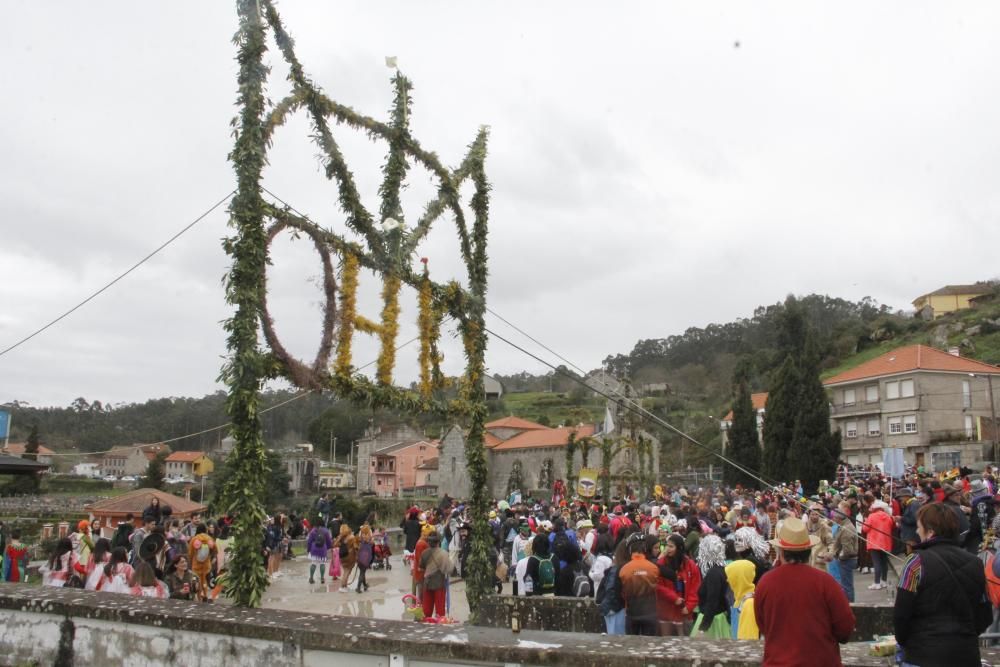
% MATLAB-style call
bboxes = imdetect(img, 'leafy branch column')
[219,0,272,608]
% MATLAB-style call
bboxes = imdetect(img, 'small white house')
[73,462,101,478]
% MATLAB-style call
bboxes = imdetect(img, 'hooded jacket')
[725,559,759,640]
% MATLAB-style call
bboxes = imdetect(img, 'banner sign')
[0,410,9,439]
[577,468,599,497]
[882,448,906,478]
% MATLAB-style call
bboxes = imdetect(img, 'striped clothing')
[897,553,923,593]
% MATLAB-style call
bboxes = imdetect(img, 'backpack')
[571,563,592,597]
[339,540,349,558]
[358,542,374,568]
[532,554,555,592]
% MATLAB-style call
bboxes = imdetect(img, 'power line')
[0,190,236,359]
[42,335,421,458]
[484,324,908,561]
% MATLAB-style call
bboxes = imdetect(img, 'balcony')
[928,429,978,445]
[830,403,881,417]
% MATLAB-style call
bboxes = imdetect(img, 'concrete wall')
[832,370,997,467]
[436,425,470,499]
[0,585,936,667]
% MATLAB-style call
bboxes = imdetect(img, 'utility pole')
[990,375,998,464]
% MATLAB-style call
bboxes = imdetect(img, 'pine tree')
[787,337,840,493]
[762,355,798,482]
[24,424,40,462]
[725,358,761,488]
[140,452,166,490]
[762,297,839,494]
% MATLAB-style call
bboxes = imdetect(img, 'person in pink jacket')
[862,500,896,589]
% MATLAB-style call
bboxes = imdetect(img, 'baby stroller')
[372,533,392,570]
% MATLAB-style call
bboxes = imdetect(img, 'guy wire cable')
[0,190,236,359]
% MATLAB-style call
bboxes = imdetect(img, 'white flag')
[385,56,398,69]
[603,404,615,435]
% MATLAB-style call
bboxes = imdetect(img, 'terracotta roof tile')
[484,416,549,431]
[165,451,207,463]
[85,488,206,516]
[721,392,769,422]
[824,344,1000,386]
[3,442,56,456]
[491,424,596,451]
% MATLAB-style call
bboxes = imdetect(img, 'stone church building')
[354,397,659,500]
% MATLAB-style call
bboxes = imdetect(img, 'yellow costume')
[725,559,760,640]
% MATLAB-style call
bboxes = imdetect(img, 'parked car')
[103,475,117,482]
[120,476,137,482]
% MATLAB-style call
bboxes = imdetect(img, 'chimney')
[948,347,961,357]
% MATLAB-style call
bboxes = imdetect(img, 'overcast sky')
[3,2,1000,409]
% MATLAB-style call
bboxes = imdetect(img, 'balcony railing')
[928,429,977,445]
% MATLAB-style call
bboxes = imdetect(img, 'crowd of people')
[397,465,998,664]
[37,497,235,601]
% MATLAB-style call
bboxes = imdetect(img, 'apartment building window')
[845,421,858,438]
[903,415,917,433]
[962,380,972,408]
[843,388,856,407]
[885,379,914,399]
[866,385,878,403]
[888,417,902,435]
[867,418,881,436]
[965,415,975,438]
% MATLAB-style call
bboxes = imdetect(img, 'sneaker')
[867,583,878,590]
[309,578,315,585]
[320,579,326,585]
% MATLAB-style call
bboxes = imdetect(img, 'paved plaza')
[255,553,893,623]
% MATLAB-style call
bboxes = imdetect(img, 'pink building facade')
[369,440,438,496]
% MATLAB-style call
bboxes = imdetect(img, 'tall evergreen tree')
[24,424,40,462]
[762,356,798,482]
[762,297,839,494]
[140,452,167,490]
[725,358,761,488]
[787,336,841,493]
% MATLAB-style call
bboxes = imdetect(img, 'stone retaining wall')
[0,585,989,667]
[474,595,895,642]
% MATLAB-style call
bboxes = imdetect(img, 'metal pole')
[989,375,998,464]
[329,432,333,465]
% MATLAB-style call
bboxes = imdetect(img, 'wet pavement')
[256,555,894,622]
[258,554,471,621]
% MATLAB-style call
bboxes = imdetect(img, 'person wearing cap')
[894,501,992,666]
[942,483,972,547]
[831,501,858,602]
[756,517,855,666]
[805,505,835,572]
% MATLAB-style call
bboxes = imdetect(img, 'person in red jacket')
[862,500,896,590]
[655,533,700,636]
[756,517,855,667]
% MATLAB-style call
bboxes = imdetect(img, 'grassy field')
[499,391,606,426]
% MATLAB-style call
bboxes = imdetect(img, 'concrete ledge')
[0,585,990,666]
[475,595,895,642]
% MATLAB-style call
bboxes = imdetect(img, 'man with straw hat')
[756,517,855,666]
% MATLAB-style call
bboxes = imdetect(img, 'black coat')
[401,518,422,552]
[696,564,731,631]
[893,537,991,667]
